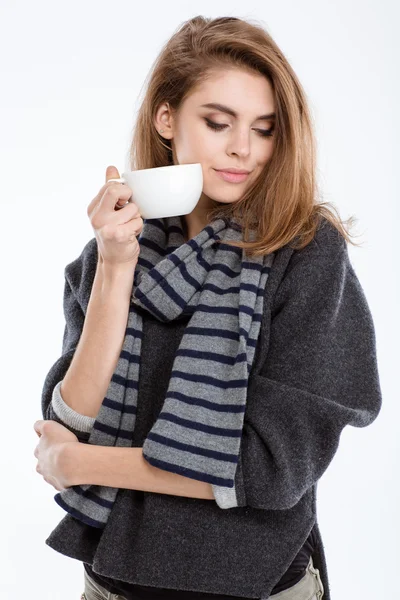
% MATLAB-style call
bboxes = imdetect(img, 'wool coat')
[41,216,382,599]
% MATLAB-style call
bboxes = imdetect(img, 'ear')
[153,102,174,139]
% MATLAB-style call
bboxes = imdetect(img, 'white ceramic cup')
[107,163,203,219]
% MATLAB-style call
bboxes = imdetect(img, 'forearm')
[64,443,215,501]
[60,256,135,418]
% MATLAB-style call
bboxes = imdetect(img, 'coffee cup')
[107,163,203,219]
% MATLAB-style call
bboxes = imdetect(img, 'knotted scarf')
[54,215,275,527]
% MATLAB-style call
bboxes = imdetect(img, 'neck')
[182,192,218,242]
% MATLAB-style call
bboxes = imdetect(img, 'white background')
[0,1,398,599]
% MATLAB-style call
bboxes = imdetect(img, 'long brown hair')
[129,15,360,257]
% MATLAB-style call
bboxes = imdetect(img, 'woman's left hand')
[33,420,80,491]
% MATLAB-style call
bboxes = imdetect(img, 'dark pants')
[82,555,324,600]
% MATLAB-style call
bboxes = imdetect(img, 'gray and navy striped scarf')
[54,215,274,527]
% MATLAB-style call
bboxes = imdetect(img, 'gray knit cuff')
[211,484,239,509]
[51,380,96,433]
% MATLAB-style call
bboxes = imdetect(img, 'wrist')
[99,257,136,280]
[61,441,86,487]
[97,257,136,299]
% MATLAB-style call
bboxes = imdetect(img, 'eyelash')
[204,118,275,137]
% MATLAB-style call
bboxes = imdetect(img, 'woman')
[33,15,382,600]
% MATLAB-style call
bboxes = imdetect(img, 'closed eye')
[204,118,274,137]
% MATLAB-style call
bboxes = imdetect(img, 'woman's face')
[154,67,276,208]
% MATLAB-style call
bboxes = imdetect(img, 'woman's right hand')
[87,165,144,267]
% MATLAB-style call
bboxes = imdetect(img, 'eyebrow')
[200,102,276,121]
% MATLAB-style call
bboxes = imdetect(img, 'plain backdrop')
[0,1,398,599]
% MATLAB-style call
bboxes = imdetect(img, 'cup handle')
[108,176,134,208]
[107,177,126,184]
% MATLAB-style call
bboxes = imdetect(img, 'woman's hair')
[129,15,360,257]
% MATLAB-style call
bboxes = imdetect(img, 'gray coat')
[41,217,382,599]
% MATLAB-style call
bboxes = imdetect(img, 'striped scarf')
[54,215,274,527]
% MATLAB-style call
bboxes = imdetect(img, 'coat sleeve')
[40,239,98,443]
[212,222,382,510]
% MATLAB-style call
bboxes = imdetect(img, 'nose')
[226,128,251,158]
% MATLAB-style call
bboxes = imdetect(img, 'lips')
[214,169,250,183]
[215,168,250,174]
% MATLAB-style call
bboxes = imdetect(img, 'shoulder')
[64,237,98,310]
[292,215,347,262]
[282,215,348,277]
[269,216,350,312]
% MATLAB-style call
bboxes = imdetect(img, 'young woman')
[33,15,382,600]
